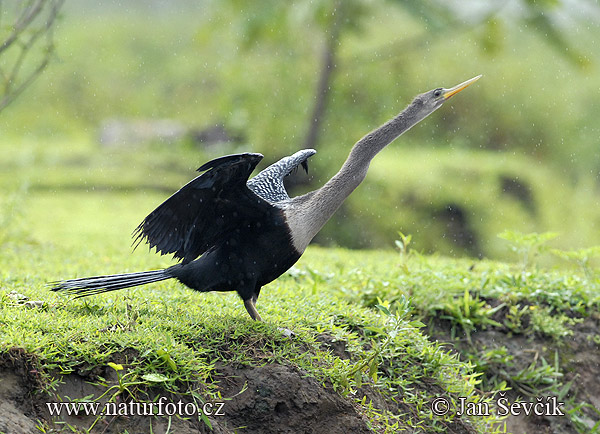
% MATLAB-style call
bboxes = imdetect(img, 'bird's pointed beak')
[443,75,482,100]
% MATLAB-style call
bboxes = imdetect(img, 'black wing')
[133,153,274,264]
[247,149,316,203]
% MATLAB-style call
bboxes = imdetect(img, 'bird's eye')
[433,89,442,98]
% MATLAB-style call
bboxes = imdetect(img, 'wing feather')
[247,149,316,203]
[133,153,273,263]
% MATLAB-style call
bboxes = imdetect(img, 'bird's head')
[409,75,482,120]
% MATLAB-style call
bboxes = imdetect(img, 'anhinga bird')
[52,75,481,321]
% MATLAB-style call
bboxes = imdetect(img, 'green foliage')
[439,289,503,343]
[466,346,565,398]
[2,3,600,257]
[529,305,582,339]
[509,355,563,397]
[329,234,599,431]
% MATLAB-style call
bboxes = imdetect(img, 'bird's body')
[52,75,481,321]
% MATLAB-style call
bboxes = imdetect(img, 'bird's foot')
[278,327,295,338]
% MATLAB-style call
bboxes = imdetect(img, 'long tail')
[50,269,172,298]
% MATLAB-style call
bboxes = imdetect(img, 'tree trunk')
[302,4,343,151]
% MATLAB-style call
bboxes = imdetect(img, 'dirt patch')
[214,363,372,434]
[0,348,44,434]
[0,347,374,434]
[0,348,211,434]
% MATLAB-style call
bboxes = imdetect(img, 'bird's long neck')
[285,100,431,252]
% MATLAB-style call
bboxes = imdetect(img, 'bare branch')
[0,0,45,55]
[0,0,64,114]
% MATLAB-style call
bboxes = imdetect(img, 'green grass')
[1,245,502,433]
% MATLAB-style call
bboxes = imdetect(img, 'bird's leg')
[244,298,263,321]
[243,297,294,338]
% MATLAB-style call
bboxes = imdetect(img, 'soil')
[0,348,377,434]
[1,315,598,434]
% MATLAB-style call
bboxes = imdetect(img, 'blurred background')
[1,0,600,262]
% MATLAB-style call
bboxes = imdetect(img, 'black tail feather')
[50,269,171,298]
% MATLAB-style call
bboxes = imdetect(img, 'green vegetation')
[2,2,600,258]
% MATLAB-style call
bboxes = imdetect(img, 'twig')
[0,0,64,113]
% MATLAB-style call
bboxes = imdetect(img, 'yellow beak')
[443,75,482,100]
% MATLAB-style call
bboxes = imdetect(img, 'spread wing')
[132,153,275,264]
[247,149,316,203]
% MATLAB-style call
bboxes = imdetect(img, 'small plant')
[441,290,504,343]
[82,362,149,431]
[551,246,600,281]
[334,298,416,391]
[395,231,412,269]
[395,231,412,256]
[96,362,145,402]
[502,303,530,334]
[498,230,558,270]
[529,305,581,340]
[466,345,513,386]
[510,354,563,396]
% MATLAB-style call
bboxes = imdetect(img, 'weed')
[503,304,530,334]
[440,290,503,343]
[394,231,412,270]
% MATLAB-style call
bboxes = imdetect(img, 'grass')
[1,243,503,432]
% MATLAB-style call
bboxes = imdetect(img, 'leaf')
[142,373,170,383]
[374,304,391,316]
[409,320,426,328]
[339,373,348,389]
[368,357,379,379]
[157,349,178,372]
[463,290,471,318]
[199,408,213,430]
[107,362,123,371]
[354,370,362,389]
[364,325,385,335]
